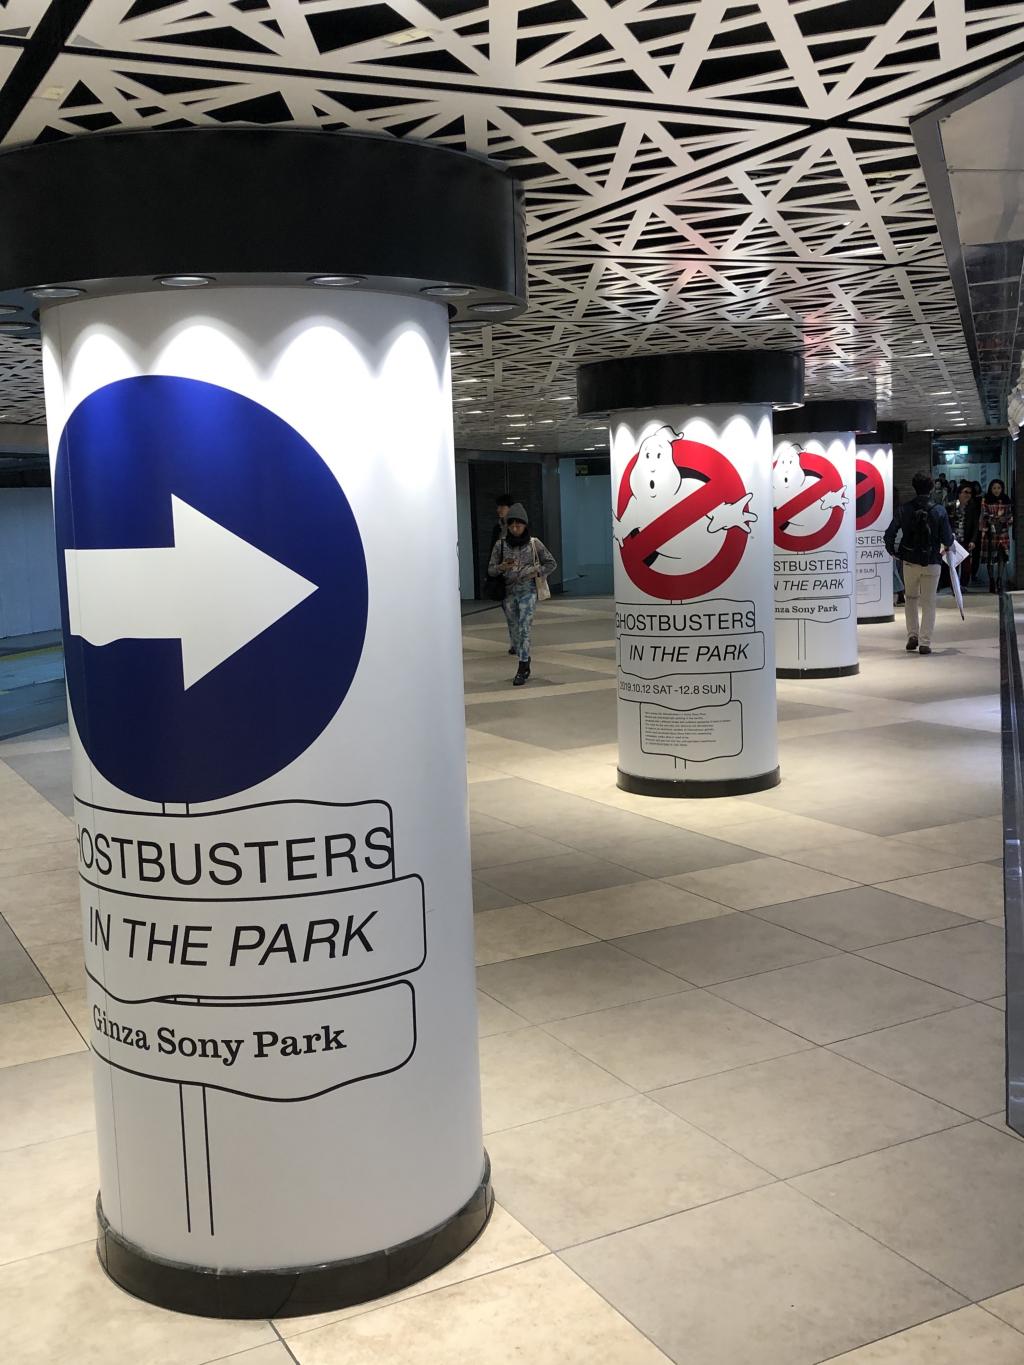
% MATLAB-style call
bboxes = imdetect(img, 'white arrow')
[65,495,318,689]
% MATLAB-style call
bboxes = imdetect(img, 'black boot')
[513,659,530,687]
[508,646,516,655]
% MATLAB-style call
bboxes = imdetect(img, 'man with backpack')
[884,470,955,655]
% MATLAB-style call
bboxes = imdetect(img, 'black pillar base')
[617,767,781,798]
[777,663,860,679]
[857,614,896,624]
[96,1156,493,1320]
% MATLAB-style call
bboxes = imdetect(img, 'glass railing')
[999,592,1024,1136]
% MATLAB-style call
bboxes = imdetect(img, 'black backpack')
[899,504,935,566]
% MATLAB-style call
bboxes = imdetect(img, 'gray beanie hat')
[506,502,529,524]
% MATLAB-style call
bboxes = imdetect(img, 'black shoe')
[919,645,932,655]
[895,592,905,606]
[513,660,530,687]
[906,636,918,651]
[508,646,516,655]
[990,581,997,593]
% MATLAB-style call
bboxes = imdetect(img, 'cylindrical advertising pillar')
[772,400,875,678]
[0,131,526,1318]
[855,422,905,624]
[577,352,804,797]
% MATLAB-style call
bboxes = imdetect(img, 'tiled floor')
[1,594,1019,1364]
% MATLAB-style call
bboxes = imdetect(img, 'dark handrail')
[999,591,1024,1135]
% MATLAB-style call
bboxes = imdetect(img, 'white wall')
[559,459,612,595]
[0,488,60,638]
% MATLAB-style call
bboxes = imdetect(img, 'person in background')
[949,484,980,589]
[892,484,905,606]
[980,479,1013,594]
[884,470,954,655]
[488,502,556,686]
[490,493,517,654]
[935,473,950,508]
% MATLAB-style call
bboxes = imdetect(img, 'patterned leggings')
[505,587,537,662]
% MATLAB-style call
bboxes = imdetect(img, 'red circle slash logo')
[855,458,885,530]
[773,449,848,554]
[615,427,756,601]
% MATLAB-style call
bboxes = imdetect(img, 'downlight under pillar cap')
[576,349,804,417]
[773,398,876,435]
[0,128,527,329]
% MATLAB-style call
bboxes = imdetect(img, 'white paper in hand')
[943,540,967,619]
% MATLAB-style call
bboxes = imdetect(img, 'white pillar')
[772,402,869,677]
[607,403,780,795]
[855,437,895,623]
[43,286,487,1300]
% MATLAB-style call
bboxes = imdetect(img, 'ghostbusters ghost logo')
[772,447,849,554]
[615,427,756,600]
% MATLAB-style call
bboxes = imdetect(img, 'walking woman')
[487,503,557,686]
[950,484,981,589]
[980,479,1013,593]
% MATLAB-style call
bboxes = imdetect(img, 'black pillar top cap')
[576,349,804,417]
[773,398,876,436]
[0,129,526,330]
[857,420,908,445]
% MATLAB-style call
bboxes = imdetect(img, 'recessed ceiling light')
[31,285,84,300]
[384,25,436,45]
[0,323,31,333]
[470,302,516,315]
[451,350,465,356]
[555,395,573,401]
[422,285,471,299]
[157,275,212,288]
[308,274,363,288]
[0,306,17,317]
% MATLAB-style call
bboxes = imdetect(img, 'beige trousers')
[902,561,940,646]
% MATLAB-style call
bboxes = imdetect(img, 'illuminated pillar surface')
[577,351,804,797]
[855,422,905,624]
[771,400,875,678]
[0,130,526,1318]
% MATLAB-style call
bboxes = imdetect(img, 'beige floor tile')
[277,1204,548,1335]
[207,1345,297,1365]
[287,1256,670,1365]
[0,866,79,916]
[819,1305,1024,1362]
[563,1183,962,1365]
[792,1122,1024,1300]
[0,994,86,1068]
[988,994,1007,1009]
[857,922,1005,1000]
[3,897,81,950]
[475,851,644,903]
[876,861,1003,920]
[981,1285,1024,1333]
[479,1027,631,1133]
[0,804,73,850]
[471,829,574,869]
[28,938,86,993]
[476,990,529,1037]
[476,941,689,1024]
[711,953,968,1044]
[754,885,973,950]
[0,1240,275,1365]
[654,1048,964,1178]
[713,815,867,857]
[0,1130,97,1265]
[0,1051,94,1150]
[538,879,731,938]
[547,989,811,1091]
[614,912,838,986]
[896,815,1002,862]
[487,1095,770,1249]
[473,878,521,912]
[56,988,90,1041]
[982,1113,1024,1141]
[474,904,596,965]
[593,831,761,879]
[782,834,974,883]
[0,839,76,880]
[666,857,858,910]
[831,1003,1006,1118]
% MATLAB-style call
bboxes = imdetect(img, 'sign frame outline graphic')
[855,458,886,530]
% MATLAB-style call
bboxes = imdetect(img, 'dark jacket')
[884,495,954,566]
[950,497,981,549]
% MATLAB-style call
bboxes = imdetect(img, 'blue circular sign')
[54,376,368,804]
